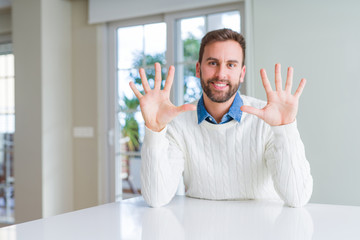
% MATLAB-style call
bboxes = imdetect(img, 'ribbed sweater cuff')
[144,125,168,148]
[270,120,299,138]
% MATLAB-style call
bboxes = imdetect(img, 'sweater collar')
[197,92,243,124]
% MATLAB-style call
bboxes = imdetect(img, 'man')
[129,28,313,208]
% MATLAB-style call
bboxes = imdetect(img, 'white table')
[0,196,359,239]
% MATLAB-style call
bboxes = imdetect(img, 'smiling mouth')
[211,82,228,90]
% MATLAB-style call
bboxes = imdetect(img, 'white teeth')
[214,83,226,87]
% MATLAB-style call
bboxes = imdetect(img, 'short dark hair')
[198,28,246,66]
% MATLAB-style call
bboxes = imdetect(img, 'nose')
[216,63,227,80]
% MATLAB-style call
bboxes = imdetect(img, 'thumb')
[177,103,197,113]
[241,105,263,119]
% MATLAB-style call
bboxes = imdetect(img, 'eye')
[228,63,236,68]
[208,61,217,66]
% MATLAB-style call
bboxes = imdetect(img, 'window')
[116,22,167,200]
[108,3,244,200]
[174,10,241,105]
[0,43,15,223]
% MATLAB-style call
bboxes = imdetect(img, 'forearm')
[266,121,313,207]
[141,126,184,207]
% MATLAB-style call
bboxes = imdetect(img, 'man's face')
[196,40,246,103]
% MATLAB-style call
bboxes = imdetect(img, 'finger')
[129,81,143,99]
[154,62,162,90]
[275,63,282,92]
[285,66,293,93]
[240,105,264,120]
[163,65,175,92]
[177,104,197,113]
[139,68,151,93]
[294,78,306,98]
[260,69,273,95]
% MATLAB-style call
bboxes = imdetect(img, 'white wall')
[42,0,73,218]
[13,0,74,223]
[71,0,99,210]
[10,0,99,223]
[13,0,43,223]
[252,0,360,205]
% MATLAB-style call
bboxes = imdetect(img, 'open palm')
[241,64,306,126]
[129,62,196,132]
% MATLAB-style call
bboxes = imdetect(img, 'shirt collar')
[197,92,243,124]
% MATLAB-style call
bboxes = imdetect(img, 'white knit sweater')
[141,95,313,208]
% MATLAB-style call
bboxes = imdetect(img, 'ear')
[196,62,201,78]
[240,65,246,83]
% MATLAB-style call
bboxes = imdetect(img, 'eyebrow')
[206,57,239,63]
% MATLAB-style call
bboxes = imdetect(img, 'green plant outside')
[121,35,200,151]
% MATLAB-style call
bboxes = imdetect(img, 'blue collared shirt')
[197,92,244,124]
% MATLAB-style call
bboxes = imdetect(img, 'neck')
[203,93,236,123]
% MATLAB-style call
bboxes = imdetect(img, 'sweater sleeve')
[265,120,313,207]
[140,125,185,208]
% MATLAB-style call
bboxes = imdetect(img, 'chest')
[182,124,267,174]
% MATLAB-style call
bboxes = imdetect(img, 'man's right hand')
[129,62,196,132]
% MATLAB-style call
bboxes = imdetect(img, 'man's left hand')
[240,63,306,126]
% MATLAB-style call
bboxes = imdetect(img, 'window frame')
[164,3,245,105]
[108,15,166,201]
[106,2,246,201]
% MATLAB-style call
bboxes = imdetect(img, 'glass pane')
[0,78,15,114]
[0,51,15,223]
[179,16,205,63]
[180,16,205,41]
[116,22,166,198]
[0,115,15,134]
[117,111,144,147]
[208,11,241,33]
[118,25,144,69]
[118,111,143,151]
[7,55,14,77]
[182,64,202,104]
[144,22,166,64]
[118,69,141,103]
